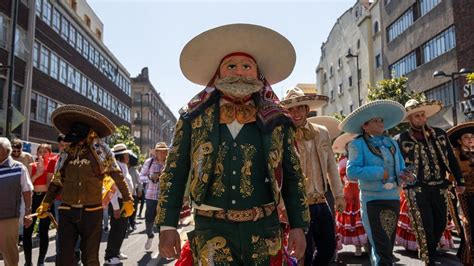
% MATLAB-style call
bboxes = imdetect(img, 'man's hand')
[24,214,33,228]
[456,186,466,195]
[287,228,306,261]
[121,200,135,217]
[113,209,121,219]
[335,197,346,213]
[36,203,50,219]
[159,229,181,259]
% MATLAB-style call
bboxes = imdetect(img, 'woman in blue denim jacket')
[340,100,412,266]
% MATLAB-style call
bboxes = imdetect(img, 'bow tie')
[295,126,316,141]
[219,102,257,124]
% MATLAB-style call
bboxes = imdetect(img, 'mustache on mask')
[214,76,264,99]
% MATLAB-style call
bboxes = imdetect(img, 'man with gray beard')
[157,24,309,264]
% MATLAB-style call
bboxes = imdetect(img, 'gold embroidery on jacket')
[156,119,184,224]
[211,142,228,197]
[240,144,256,198]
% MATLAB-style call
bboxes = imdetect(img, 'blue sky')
[88,0,355,117]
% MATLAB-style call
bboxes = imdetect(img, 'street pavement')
[14,213,463,266]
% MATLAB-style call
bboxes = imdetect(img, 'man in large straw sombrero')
[157,24,309,264]
[395,99,464,265]
[447,121,474,265]
[35,105,134,265]
[281,86,344,265]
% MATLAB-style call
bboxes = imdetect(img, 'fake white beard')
[214,76,263,99]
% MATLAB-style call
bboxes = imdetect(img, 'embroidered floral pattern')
[405,187,429,263]
[156,119,185,224]
[250,234,282,264]
[240,144,256,198]
[211,142,228,197]
[380,209,397,238]
[195,236,233,265]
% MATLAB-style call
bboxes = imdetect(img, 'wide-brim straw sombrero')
[403,99,443,122]
[339,100,406,135]
[281,86,328,111]
[52,105,116,138]
[180,23,296,86]
[307,116,341,140]
[447,121,474,148]
[332,133,357,154]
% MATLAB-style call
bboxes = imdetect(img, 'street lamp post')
[346,50,361,107]
[433,68,474,126]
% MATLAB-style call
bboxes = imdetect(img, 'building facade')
[317,0,383,117]
[131,67,176,156]
[380,0,474,126]
[0,0,132,144]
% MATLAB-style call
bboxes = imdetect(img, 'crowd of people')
[0,22,473,266]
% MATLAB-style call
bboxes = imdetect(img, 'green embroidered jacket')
[156,102,309,229]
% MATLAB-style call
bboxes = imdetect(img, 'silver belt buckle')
[383,182,395,190]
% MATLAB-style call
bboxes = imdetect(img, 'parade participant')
[157,23,309,264]
[104,143,135,264]
[342,100,411,265]
[35,105,134,266]
[139,142,169,250]
[0,137,33,266]
[396,99,464,265]
[332,133,368,256]
[11,139,34,167]
[281,86,344,265]
[447,121,474,265]
[23,143,53,266]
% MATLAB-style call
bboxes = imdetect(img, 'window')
[420,0,441,16]
[81,76,88,96]
[89,46,95,64]
[389,51,417,77]
[82,39,89,59]
[68,26,76,47]
[40,45,50,74]
[71,0,78,11]
[52,8,60,33]
[0,15,8,48]
[97,88,103,106]
[91,84,97,102]
[330,89,334,100]
[348,76,353,87]
[337,58,342,70]
[36,0,43,16]
[30,93,37,120]
[67,65,75,88]
[375,54,382,68]
[387,7,414,42]
[87,80,93,98]
[94,50,99,67]
[357,39,360,50]
[84,15,91,28]
[425,81,454,106]
[61,17,69,40]
[37,94,48,123]
[96,29,102,39]
[374,21,379,33]
[59,59,67,84]
[50,52,59,79]
[422,26,456,64]
[75,71,81,93]
[12,84,22,109]
[33,42,40,68]
[15,27,28,60]
[329,66,333,77]
[41,0,52,25]
[338,83,343,95]
[76,33,83,53]
[350,104,354,112]
[47,99,56,124]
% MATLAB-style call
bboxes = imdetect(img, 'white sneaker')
[145,237,153,250]
[118,253,128,260]
[104,257,121,265]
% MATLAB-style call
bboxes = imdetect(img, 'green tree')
[467,73,474,84]
[367,76,425,135]
[108,125,145,165]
